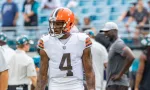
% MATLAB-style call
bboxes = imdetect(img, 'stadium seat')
[111,5,128,13]
[78,1,91,7]
[94,6,110,14]
[92,0,107,6]
[90,14,109,21]
[122,0,137,5]
[91,20,107,31]
[109,13,121,21]
[107,0,122,6]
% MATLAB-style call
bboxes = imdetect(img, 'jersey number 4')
[59,53,73,76]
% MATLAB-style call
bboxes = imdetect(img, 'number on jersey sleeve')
[59,53,73,76]
[37,39,44,49]
[85,37,92,48]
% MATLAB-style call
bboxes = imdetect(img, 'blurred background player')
[0,33,15,90]
[0,33,15,65]
[100,22,135,90]
[36,7,95,90]
[134,34,150,90]
[84,30,108,90]
[8,35,37,90]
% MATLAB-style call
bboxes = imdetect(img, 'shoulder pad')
[37,34,50,49]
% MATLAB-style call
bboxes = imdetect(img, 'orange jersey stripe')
[85,37,92,47]
[37,40,44,49]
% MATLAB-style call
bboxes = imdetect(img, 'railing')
[0,24,150,51]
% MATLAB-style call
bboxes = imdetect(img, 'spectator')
[41,0,61,9]
[1,0,18,27]
[147,1,150,12]
[118,3,136,22]
[8,35,37,90]
[84,30,108,90]
[147,1,150,17]
[125,0,149,38]
[0,33,15,90]
[100,22,135,90]
[81,16,96,34]
[22,0,39,26]
[135,34,150,90]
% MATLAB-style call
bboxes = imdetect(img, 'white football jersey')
[38,33,92,84]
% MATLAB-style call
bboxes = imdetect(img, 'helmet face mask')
[49,19,66,38]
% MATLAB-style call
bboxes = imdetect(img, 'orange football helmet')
[49,7,75,38]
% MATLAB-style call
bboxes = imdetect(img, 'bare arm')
[35,49,49,90]
[134,53,146,89]
[118,12,127,21]
[141,16,148,24]
[119,47,135,76]
[27,11,34,17]
[29,76,37,87]
[13,12,19,25]
[0,70,8,90]
[82,47,95,90]
[125,16,134,27]
[111,47,135,81]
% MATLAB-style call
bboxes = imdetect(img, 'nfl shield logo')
[63,46,66,50]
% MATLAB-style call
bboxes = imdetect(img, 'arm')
[27,11,34,17]
[35,49,49,90]
[0,70,9,90]
[125,16,134,27]
[13,4,19,26]
[141,16,148,24]
[82,47,95,90]
[139,16,148,27]
[29,76,37,87]
[0,49,9,90]
[118,12,127,21]
[13,12,18,25]
[134,53,146,90]
[140,9,149,25]
[111,47,135,81]
[119,47,135,76]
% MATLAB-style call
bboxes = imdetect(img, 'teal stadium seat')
[107,0,122,5]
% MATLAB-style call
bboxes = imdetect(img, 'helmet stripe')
[52,8,62,18]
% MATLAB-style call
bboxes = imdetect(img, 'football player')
[35,7,95,90]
